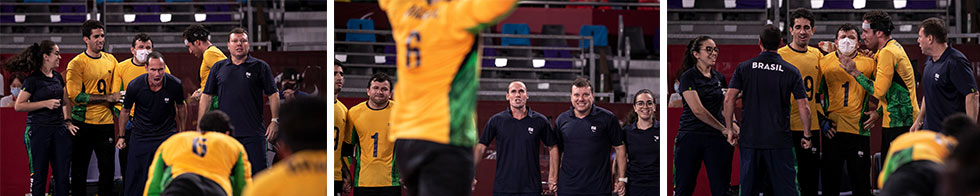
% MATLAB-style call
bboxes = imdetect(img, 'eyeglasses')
[634,101,654,107]
[701,46,720,53]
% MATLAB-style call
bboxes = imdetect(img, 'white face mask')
[10,88,20,97]
[674,82,679,92]
[135,49,151,64]
[837,38,857,56]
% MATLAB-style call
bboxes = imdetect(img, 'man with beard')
[474,81,557,195]
[199,28,280,175]
[65,19,121,196]
[776,9,822,195]
[116,52,185,196]
[334,60,353,196]
[346,72,400,196]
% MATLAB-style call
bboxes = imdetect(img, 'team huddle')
[675,8,978,196]
[3,19,328,196]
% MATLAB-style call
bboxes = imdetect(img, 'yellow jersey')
[347,101,399,187]
[778,45,823,131]
[819,52,876,135]
[199,45,227,90]
[381,0,518,147]
[244,151,328,196]
[877,130,955,187]
[855,39,920,128]
[66,52,119,124]
[145,131,251,196]
[333,99,350,182]
[112,58,171,116]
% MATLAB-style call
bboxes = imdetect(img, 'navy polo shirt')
[124,74,184,139]
[624,121,659,187]
[553,105,623,195]
[921,47,978,132]
[678,68,727,134]
[478,107,556,194]
[203,56,278,137]
[729,51,807,149]
[22,70,65,126]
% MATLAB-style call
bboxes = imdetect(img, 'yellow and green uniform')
[112,58,171,116]
[381,0,518,147]
[778,45,822,131]
[144,131,252,196]
[333,99,350,182]
[66,52,119,124]
[855,39,920,128]
[243,150,327,196]
[200,46,226,111]
[819,53,877,135]
[346,101,399,187]
[877,130,955,186]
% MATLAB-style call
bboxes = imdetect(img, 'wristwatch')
[617,177,628,183]
[271,118,279,124]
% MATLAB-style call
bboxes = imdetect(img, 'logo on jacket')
[591,126,597,133]
[935,73,940,81]
[528,127,534,135]
[246,72,252,78]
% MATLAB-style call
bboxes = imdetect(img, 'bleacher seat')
[58,5,86,23]
[134,5,162,23]
[204,4,233,22]
[623,26,649,58]
[579,25,609,49]
[0,5,14,23]
[501,23,531,46]
[24,0,51,2]
[906,0,936,9]
[541,24,573,69]
[346,19,376,42]
[822,0,855,8]
[384,45,396,65]
[737,0,767,8]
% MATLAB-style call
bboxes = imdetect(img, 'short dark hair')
[863,11,894,36]
[81,20,104,38]
[282,68,302,82]
[942,113,978,139]
[334,59,344,70]
[572,77,592,90]
[229,28,248,37]
[183,24,211,43]
[944,131,980,196]
[920,18,948,44]
[790,8,815,27]
[836,23,860,39]
[760,24,782,50]
[147,51,164,61]
[368,72,392,88]
[131,33,152,47]
[278,97,328,151]
[199,110,234,134]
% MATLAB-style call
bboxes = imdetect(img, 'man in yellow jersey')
[112,33,171,184]
[333,60,353,196]
[145,110,251,196]
[379,0,518,195]
[775,8,822,196]
[879,114,976,196]
[184,24,227,110]
[65,20,121,196]
[199,28,280,175]
[819,24,876,196]
[346,72,400,195]
[840,11,920,155]
[245,97,328,196]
